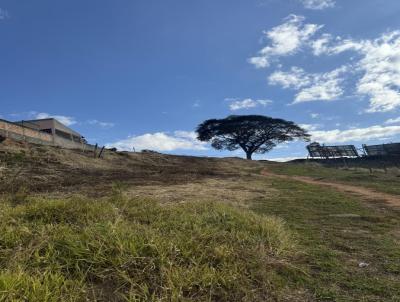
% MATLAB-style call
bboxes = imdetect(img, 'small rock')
[358,262,369,268]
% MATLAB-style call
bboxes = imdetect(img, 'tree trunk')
[246,152,253,160]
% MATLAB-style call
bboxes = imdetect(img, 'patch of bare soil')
[127,176,279,208]
[261,169,400,207]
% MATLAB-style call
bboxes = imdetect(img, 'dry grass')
[126,176,280,208]
[1,141,400,301]
[0,139,263,197]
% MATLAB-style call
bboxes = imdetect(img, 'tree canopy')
[196,115,310,160]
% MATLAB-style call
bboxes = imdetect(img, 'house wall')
[0,119,97,151]
[53,119,81,137]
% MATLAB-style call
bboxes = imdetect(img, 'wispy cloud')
[385,117,400,125]
[311,33,334,55]
[299,123,321,131]
[299,0,335,10]
[312,31,400,112]
[248,15,322,68]
[250,15,400,112]
[310,125,400,143]
[268,66,311,89]
[269,66,348,103]
[228,98,272,111]
[87,120,115,129]
[107,131,208,152]
[192,100,201,108]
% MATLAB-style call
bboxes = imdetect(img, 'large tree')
[196,115,310,160]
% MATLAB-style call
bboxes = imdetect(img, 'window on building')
[40,128,52,134]
[72,135,81,143]
[55,129,73,140]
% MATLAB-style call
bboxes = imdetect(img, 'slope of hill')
[0,139,399,301]
[0,139,263,196]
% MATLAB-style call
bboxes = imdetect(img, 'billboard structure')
[307,142,359,159]
[362,143,400,157]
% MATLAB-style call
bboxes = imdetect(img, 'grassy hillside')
[0,139,261,196]
[0,140,399,301]
[267,162,400,196]
[0,195,298,301]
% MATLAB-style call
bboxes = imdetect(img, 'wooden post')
[5,121,9,138]
[98,146,105,158]
[94,144,98,158]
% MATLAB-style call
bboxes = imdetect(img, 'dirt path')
[261,169,400,207]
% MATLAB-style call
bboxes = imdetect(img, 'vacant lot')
[0,140,399,301]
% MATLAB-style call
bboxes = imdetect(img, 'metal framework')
[307,142,359,159]
[362,143,400,157]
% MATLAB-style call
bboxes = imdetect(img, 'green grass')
[251,177,400,301]
[267,162,400,195]
[1,155,400,301]
[0,193,300,302]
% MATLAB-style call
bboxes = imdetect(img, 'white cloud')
[35,113,77,127]
[355,33,400,112]
[87,120,115,128]
[107,131,208,152]
[308,31,400,112]
[248,15,322,68]
[385,117,400,125]
[311,34,333,56]
[294,75,344,103]
[192,100,201,108]
[328,39,365,55]
[299,0,335,10]
[300,123,320,131]
[268,67,311,89]
[229,98,272,111]
[310,113,320,119]
[269,66,347,103]
[310,125,400,143]
[249,14,400,112]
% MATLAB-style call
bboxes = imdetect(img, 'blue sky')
[1,0,400,160]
